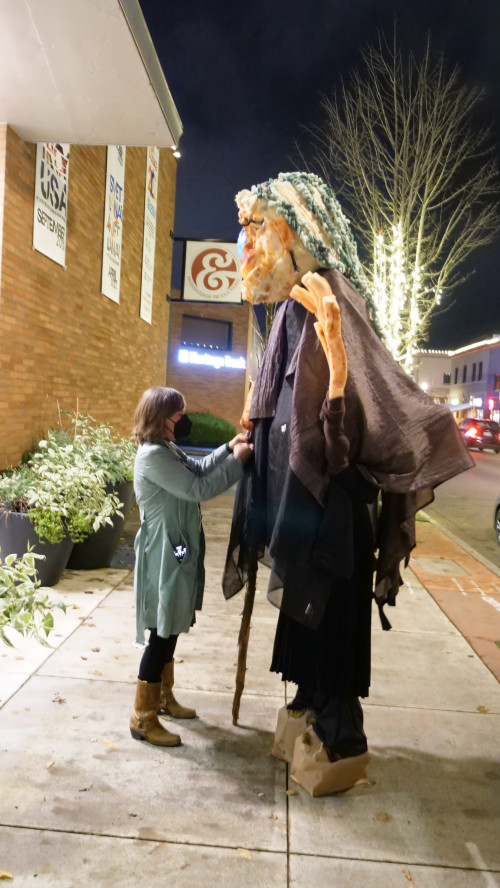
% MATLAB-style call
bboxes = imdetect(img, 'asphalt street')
[426,448,500,570]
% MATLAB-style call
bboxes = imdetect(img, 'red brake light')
[465,427,478,438]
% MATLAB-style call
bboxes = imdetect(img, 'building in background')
[413,350,452,403]
[415,337,500,422]
[448,336,500,422]
[0,0,182,468]
[166,296,254,431]
[166,239,257,430]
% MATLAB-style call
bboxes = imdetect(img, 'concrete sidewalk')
[1,494,499,887]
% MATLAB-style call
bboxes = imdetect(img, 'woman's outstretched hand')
[228,432,250,451]
[232,440,254,463]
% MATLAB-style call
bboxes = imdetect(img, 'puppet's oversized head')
[236,172,368,305]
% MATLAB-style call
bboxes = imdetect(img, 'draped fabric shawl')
[247,268,474,609]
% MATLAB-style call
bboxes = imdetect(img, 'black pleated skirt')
[270,496,374,699]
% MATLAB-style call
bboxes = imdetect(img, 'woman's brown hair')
[134,387,185,444]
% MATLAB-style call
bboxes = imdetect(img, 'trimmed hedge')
[182,412,236,448]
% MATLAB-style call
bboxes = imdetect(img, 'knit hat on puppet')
[236,171,379,327]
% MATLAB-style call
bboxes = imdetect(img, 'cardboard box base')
[271,705,315,763]
[290,726,369,796]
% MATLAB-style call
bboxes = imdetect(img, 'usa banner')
[182,241,241,304]
[33,142,70,267]
[101,145,126,303]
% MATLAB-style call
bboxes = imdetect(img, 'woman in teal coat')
[130,386,253,748]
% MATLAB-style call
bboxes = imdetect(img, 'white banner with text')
[140,146,159,324]
[101,145,126,303]
[33,142,70,267]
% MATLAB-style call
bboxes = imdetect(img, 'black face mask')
[172,413,192,441]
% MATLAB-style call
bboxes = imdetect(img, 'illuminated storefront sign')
[178,348,246,370]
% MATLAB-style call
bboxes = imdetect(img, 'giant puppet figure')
[223,172,473,795]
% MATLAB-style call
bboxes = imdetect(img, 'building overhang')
[0,0,182,147]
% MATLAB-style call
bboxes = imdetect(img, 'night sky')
[138,0,500,349]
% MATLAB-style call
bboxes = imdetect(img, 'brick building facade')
[166,297,253,432]
[0,125,177,468]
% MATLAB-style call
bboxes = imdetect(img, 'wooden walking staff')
[232,382,258,725]
[232,554,258,725]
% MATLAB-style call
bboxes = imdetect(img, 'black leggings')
[138,629,178,683]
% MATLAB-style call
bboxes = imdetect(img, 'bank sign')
[183,241,241,303]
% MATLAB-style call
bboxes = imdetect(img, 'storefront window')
[181,315,232,351]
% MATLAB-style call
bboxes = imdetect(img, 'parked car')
[458,418,500,453]
[494,495,500,545]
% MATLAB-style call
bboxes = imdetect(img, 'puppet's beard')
[241,254,299,304]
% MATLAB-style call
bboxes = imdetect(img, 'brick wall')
[0,126,177,468]
[0,127,5,291]
[166,299,252,431]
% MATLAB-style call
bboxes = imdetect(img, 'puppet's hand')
[290,272,347,399]
[240,381,255,432]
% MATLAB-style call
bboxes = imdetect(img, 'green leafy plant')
[182,412,237,448]
[0,413,136,544]
[70,414,136,483]
[0,548,66,647]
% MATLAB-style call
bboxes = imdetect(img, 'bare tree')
[309,36,500,370]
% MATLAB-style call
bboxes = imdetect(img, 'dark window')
[443,372,451,384]
[454,367,458,384]
[495,374,500,391]
[472,363,476,381]
[478,361,483,381]
[180,315,232,351]
[462,365,467,383]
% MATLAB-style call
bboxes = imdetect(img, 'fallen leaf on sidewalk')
[94,670,102,676]
[268,812,278,820]
[103,740,116,750]
[81,656,87,660]
[0,872,13,880]
[52,694,66,704]
[285,789,298,796]
[376,811,392,822]
[477,705,489,713]
[403,867,415,886]
[91,648,100,653]
[46,761,55,769]
[237,848,252,860]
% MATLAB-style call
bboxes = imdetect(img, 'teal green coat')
[134,441,244,643]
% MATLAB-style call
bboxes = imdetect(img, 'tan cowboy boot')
[130,679,181,746]
[158,660,196,719]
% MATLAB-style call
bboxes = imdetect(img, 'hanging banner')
[101,145,126,303]
[139,146,159,324]
[33,142,70,267]
[182,241,241,303]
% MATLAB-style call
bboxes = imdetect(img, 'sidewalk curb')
[420,509,500,579]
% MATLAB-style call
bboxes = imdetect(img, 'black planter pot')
[0,510,73,587]
[66,480,134,570]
